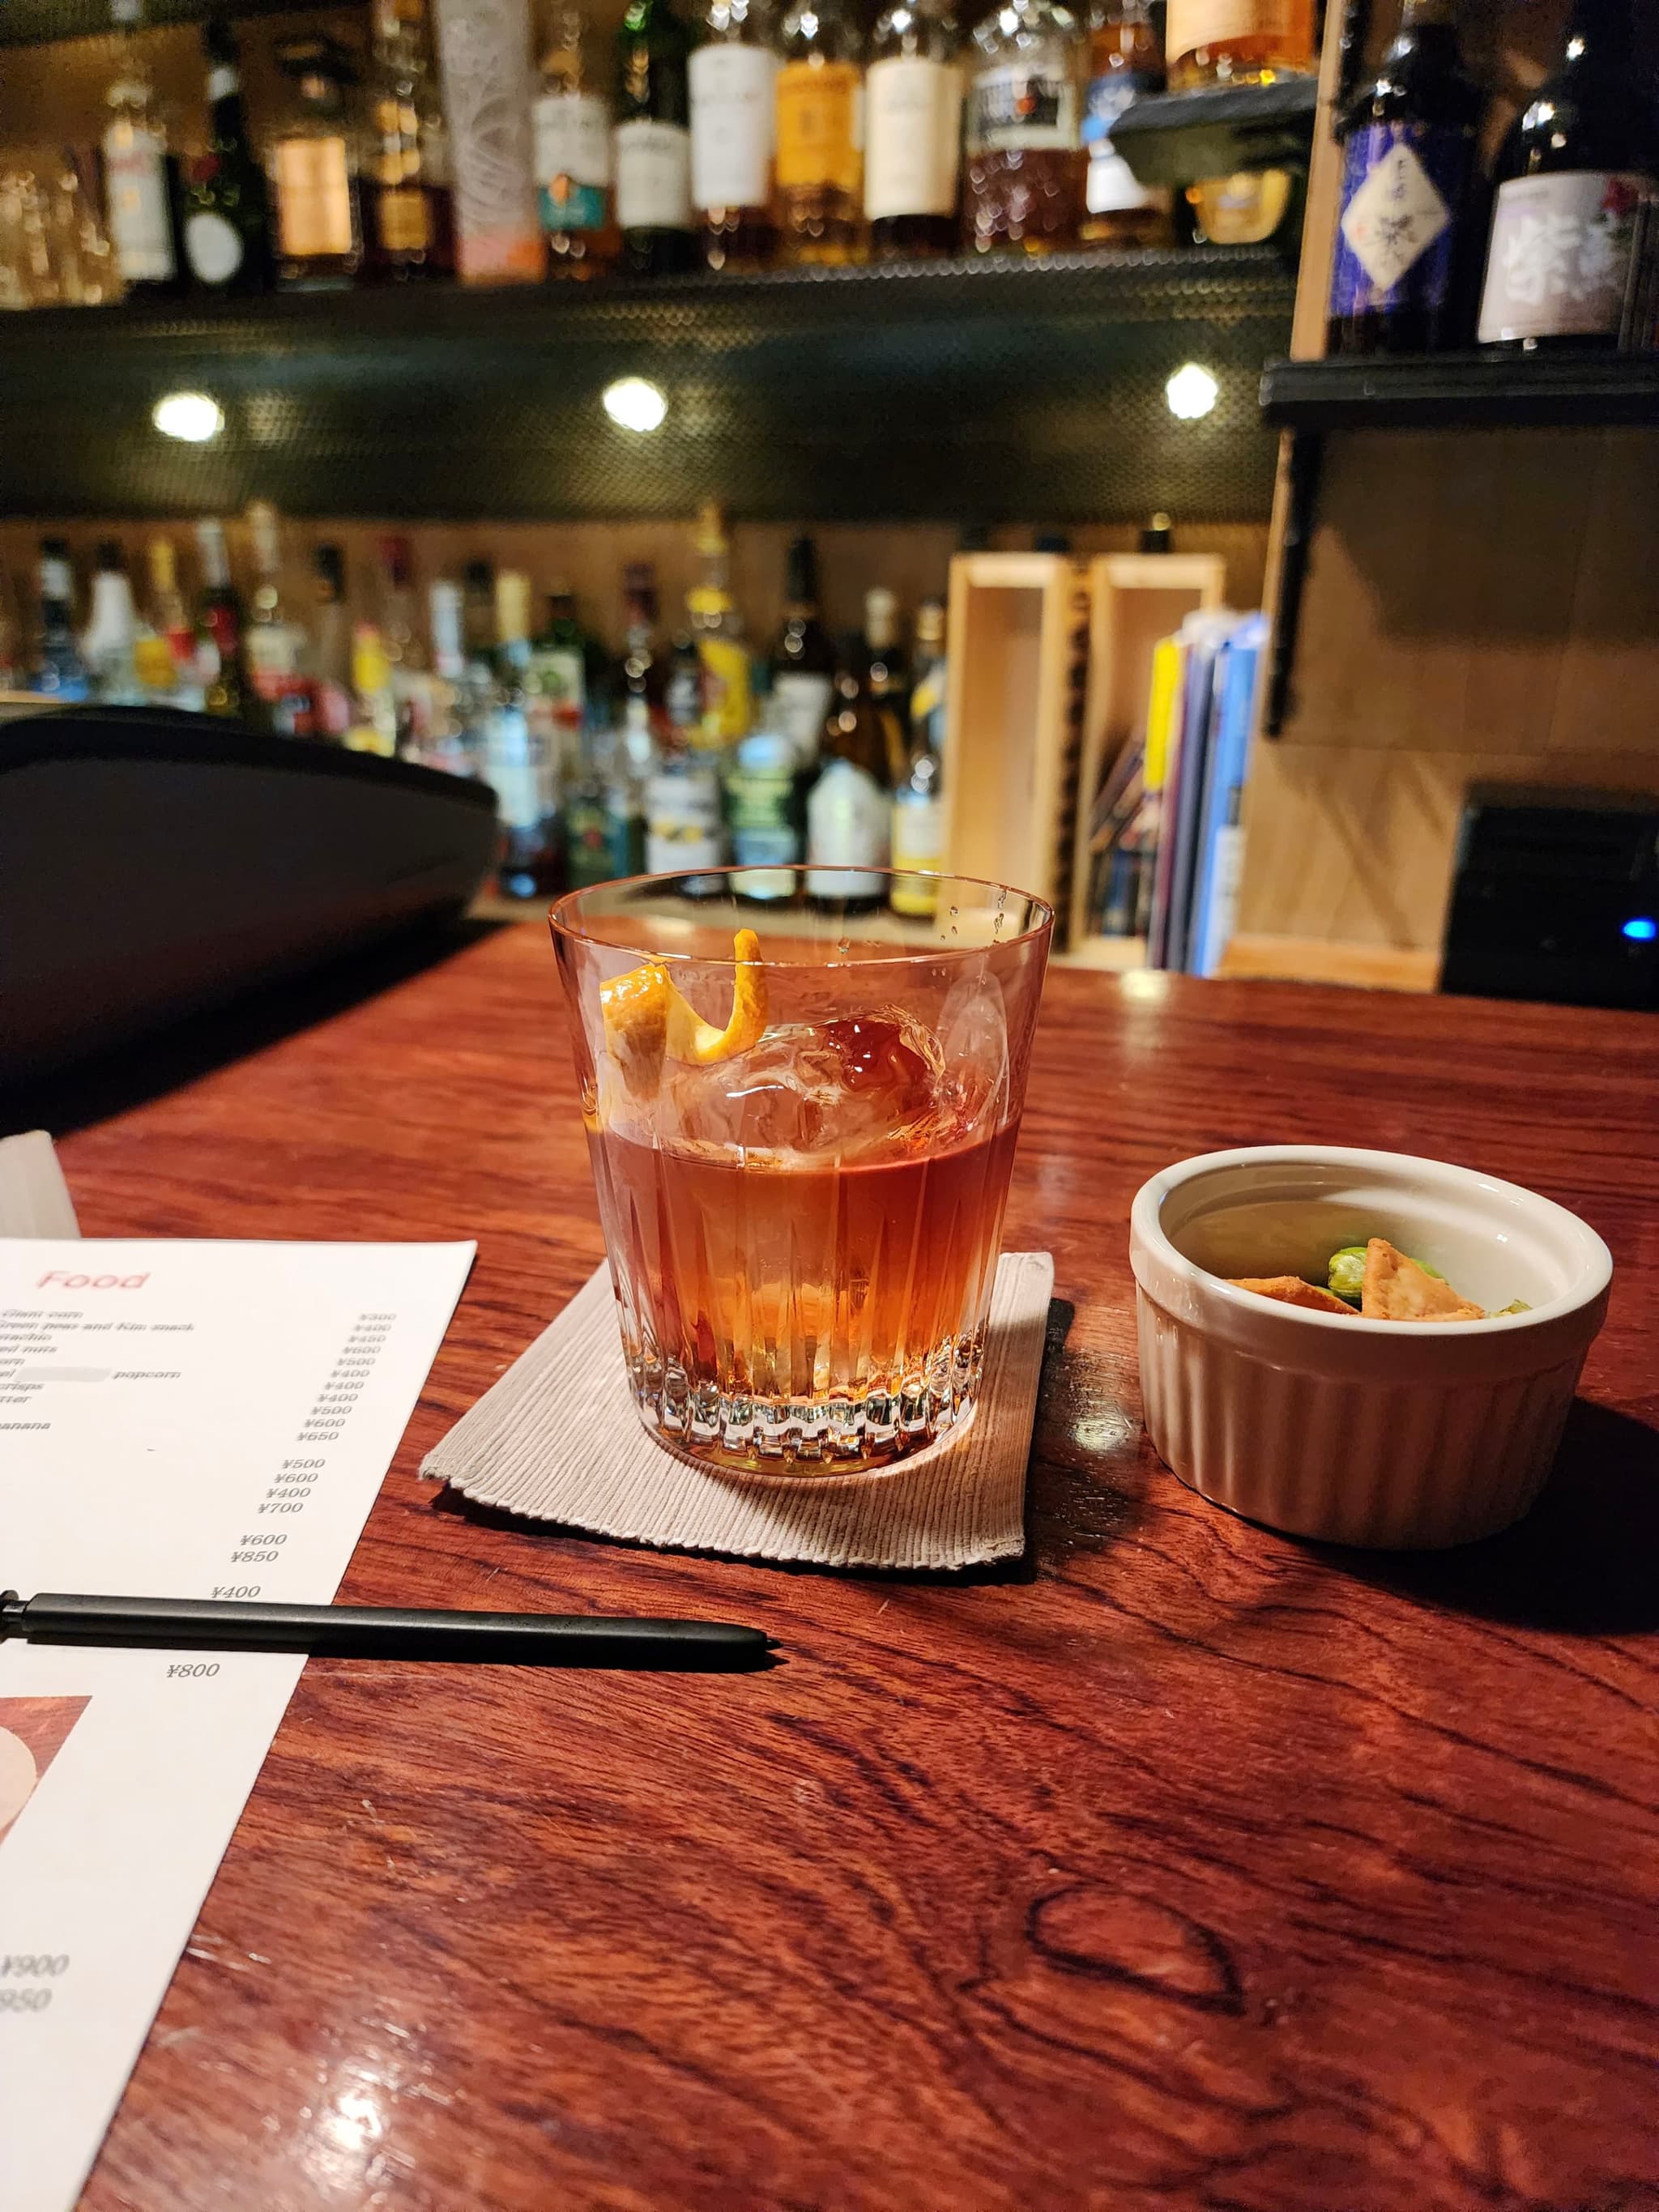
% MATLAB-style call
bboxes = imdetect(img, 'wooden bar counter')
[42,928,1659,2212]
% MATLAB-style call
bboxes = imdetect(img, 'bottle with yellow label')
[774,0,864,265]
[688,501,753,746]
[1164,0,1315,89]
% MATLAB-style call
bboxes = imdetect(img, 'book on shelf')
[1188,612,1267,980]
[1080,605,1263,974]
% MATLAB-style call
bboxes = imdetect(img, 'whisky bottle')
[865,0,962,260]
[689,0,778,271]
[774,0,864,265]
[366,0,456,280]
[1164,0,1315,90]
[535,0,620,276]
[1080,0,1171,249]
[964,0,1085,255]
[616,0,697,275]
[268,38,365,288]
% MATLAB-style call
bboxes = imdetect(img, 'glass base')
[624,1323,987,1477]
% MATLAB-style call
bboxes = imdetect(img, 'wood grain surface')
[29,927,1659,2212]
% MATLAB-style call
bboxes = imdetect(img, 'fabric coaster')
[421,1251,1055,1571]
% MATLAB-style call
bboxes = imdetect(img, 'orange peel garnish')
[599,929,767,1095]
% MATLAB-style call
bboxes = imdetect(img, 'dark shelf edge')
[0,246,1299,360]
[1112,77,1320,186]
[1260,352,1659,431]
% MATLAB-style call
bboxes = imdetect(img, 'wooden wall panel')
[1239,0,1659,977]
[0,517,1269,653]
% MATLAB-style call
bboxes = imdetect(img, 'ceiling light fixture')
[1165,363,1219,421]
[151,390,224,442]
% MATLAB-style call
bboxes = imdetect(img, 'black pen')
[0,1591,775,1672]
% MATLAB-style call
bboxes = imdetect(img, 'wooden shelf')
[1260,352,1659,433]
[1111,77,1320,188]
[0,251,1294,523]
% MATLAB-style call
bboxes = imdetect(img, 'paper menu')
[0,1238,475,2212]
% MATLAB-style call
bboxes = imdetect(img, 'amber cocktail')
[551,870,1051,1473]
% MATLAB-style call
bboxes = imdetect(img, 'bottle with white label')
[964,0,1085,254]
[806,667,890,900]
[768,534,835,767]
[646,740,727,874]
[864,0,962,259]
[101,0,181,294]
[1328,0,1478,356]
[32,539,91,702]
[535,2,620,277]
[616,0,697,275]
[82,542,144,705]
[1477,0,1657,352]
[180,13,274,292]
[689,0,778,269]
[1079,0,1171,249]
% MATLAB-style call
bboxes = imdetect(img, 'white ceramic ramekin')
[1129,1145,1613,1549]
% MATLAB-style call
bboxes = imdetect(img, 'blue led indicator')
[1622,917,1658,943]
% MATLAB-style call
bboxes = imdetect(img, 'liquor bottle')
[433,0,543,283]
[308,542,355,739]
[889,730,943,914]
[1478,0,1657,352]
[616,0,696,275]
[347,622,400,754]
[181,13,274,292]
[769,533,835,765]
[865,0,962,260]
[0,565,19,693]
[963,0,1085,255]
[484,684,565,899]
[139,535,198,699]
[1079,0,1171,249]
[527,580,595,758]
[908,595,947,755]
[1179,168,1300,247]
[82,542,143,704]
[101,0,182,296]
[1328,0,1479,355]
[725,681,804,889]
[688,502,751,744]
[243,501,308,728]
[535,1,620,277]
[774,0,864,265]
[664,627,703,739]
[806,658,891,897]
[462,558,497,667]
[194,518,252,722]
[1164,0,1315,89]
[618,560,668,768]
[495,569,535,685]
[365,0,456,281]
[861,586,911,786]
[420,575,478,774]
[468,581,561,898]
[30,540,90,701]
[374,534,433,751]
[646,731,726,873]
[689,0,778,271]
[565,727,644,886]
[268,38,365,289]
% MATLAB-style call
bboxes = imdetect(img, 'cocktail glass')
[551,868,1051,1473]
